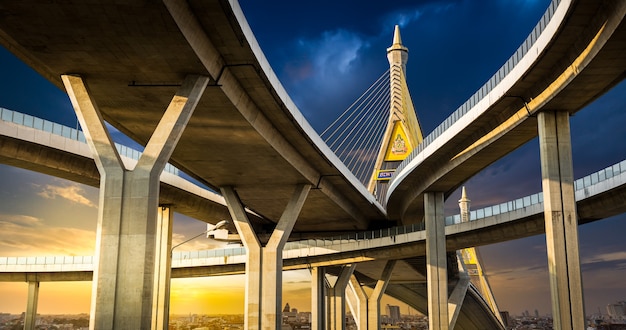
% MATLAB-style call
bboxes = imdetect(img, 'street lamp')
[170,220,231,253]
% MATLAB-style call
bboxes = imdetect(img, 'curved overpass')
[387,0,626,222]
[3,157,626,328]
[1,0,625,327]
[2,0,624,240]
[0,0,385,237]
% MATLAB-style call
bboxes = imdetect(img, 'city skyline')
[1,0,626,318]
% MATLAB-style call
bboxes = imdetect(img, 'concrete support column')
[328,265,355,330]
[447,265,469,329]
[367,260,396,330]
[62,74,208,329]
[346,275,367,330]
[425,191,448,330]
[221,184,311,330]
[537,111,585,329]
[311,267,328,330]
[153,206,174,330]
[24,281,39,330]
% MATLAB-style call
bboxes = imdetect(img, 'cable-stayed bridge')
[2,155,626,326]
[0,0,625,329]
[0,106,509,328]
[2,156,625,273]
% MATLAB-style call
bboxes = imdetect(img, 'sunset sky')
[1,0,626,318]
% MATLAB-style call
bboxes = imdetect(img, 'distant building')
[282,303,298,324]
[607,301,626,317]
[387,305,401,324]
[297,311,311,323]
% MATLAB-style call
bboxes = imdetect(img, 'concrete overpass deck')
[387,0,626,223]
[2,157,624,327]
[4,104,624,271]
[1,0,625,327]
[0,106,248,226]
[3,156,624,278]
[0,0,386,237]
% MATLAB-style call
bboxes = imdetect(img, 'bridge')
[0,0,625,329]
[0,154,624,270]
[2,156,626,327]
[0,106,507,328]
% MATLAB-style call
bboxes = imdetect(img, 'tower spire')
[458,186,471,223]
[456,186,503,323]
[392,24,403,45]
[367,26,423,197]
[387,25,408,72]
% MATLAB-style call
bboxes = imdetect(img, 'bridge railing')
[173,247,247,260]
[0,107,179,175]
[574,160,626,190]
[446,159,626,224]
[0,255,93,270]
[390,0,561,193]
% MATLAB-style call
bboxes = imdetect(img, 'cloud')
[0,214,43,228]
[36,182,97,208]
[382,2,455,29]
[393,10,422,28]
[289,29,369,84]
[582,251,626,265]
[0,213,95,256]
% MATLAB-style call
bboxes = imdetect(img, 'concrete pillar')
[447,269,469,329]
[153,206,174,330]
[537,110,585,329]
[24,281,39,330]
[343,261,395,330]
[367,260,396,330]
[62,74,208,329]
[311,267,328,330]
[346,275,366,330]
[425,191,448,330]
[221,184,311,330]
[328,265,355,330]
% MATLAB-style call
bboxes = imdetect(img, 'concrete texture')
[222,185,310,330]
[538,111,585,329]
[24,281,39,330]
[425,192,448,329]
[0,0,625,328]
[153,206,174,330]
[0,0,386,239]
[63,74,208,329]
[328,264,354,330]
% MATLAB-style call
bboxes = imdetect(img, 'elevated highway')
[1,0,625,328]
[0,0,386,237]
[2,157,626,328]
[2,0,625,260]
[0,108,505,328]
[2,157,624,277]
[0,107,240,224]
[388,0,626,222]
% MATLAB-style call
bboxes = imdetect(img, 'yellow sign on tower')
[384,121,413,161]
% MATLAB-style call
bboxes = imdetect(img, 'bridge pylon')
[458,187,504,325]
[367,25,423,199]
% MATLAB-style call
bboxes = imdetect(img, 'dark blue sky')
[1,0,625,316]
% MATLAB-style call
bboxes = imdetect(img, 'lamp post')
[171,220,231,253]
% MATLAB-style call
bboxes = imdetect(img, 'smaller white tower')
[458,186,471,223]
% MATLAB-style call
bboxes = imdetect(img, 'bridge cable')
[321,69,391,185]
